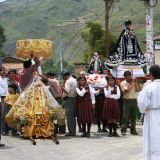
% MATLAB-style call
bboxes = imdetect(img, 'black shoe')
[113,132,120,137]
[59,125,66,133]
[86,133,90,137]
[1,132,8,136]
[0,143,5,147]
[81,133,87,137]
[101,129,108,133]
[97,128,102,132]
[108,132,113,137]
[131,131,138,135]
[12,132,20,136]
[121,131,126,136]
[65,133,76,137]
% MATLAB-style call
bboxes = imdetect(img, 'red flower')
[94,76,98,80]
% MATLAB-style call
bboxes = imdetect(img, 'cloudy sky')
[0,0,6,2]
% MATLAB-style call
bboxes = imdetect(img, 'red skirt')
[77,100,95,124]
[102,98,120,121]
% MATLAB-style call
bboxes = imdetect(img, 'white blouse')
[104,85,120,100]
[0,76,8,96]
[76,85,96,104]
[0,85,5,103]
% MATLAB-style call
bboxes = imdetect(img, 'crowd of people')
[1,60,160,160]
[0,56,143,138]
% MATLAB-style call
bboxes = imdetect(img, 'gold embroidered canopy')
[16,39,53,59]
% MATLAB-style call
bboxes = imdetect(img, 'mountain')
[0,0,160,64]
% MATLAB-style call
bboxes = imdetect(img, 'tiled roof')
[2,56,25,63]
[2,63,23,70]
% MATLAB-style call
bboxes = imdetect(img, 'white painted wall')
[155,50,160,65]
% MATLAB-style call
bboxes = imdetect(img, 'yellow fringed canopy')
[16,39,53,59]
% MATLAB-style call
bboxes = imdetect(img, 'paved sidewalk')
[0,124,144,160]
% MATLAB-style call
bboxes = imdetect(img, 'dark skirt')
[95,96,104,121]
[77,100,95,124]
[102,98,120,121]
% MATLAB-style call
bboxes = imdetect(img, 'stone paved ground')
[0,124,144,160]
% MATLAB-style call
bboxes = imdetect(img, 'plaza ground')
[0,124,143,160]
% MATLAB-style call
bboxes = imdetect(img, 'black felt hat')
[63,71,70,77]
[125,20,132,26]
[23,59,32,68]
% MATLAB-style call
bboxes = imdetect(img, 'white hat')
[80,71,86,75]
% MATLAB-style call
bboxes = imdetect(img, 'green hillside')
[0,0,160,64]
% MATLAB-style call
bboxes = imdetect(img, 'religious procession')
[0,0,160,160]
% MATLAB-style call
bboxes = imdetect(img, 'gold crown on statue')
[16,39,53,59]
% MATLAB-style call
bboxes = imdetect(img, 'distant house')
[154,35,160,50]
[2,56,24,71]
[154,35,160,65]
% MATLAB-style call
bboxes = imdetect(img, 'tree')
[0,23,6,57]
[103,0,119,58]
[42,59,56,73]
[81,22,105,62]
[0,51,9,57]
[42,59,75,78]
[81,22,117,62]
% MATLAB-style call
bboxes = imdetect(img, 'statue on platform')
[105,20,146,67]
[88,52,103,74]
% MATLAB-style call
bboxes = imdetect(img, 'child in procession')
[76,76,95,137]
[102,76,121,137]
[4,83,19,135]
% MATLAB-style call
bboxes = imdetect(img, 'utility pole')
[146,0,154,73]
[59,40,64,73]
[56,24,64,79]
[140,0,158,73]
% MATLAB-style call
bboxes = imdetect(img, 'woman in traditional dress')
[102,76,121,137]
[76,76,95,137]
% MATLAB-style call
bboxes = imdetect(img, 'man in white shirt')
[0,67,8,96]
[138,65,160,160]
[61,72,77,136]
[0,67,8,134]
